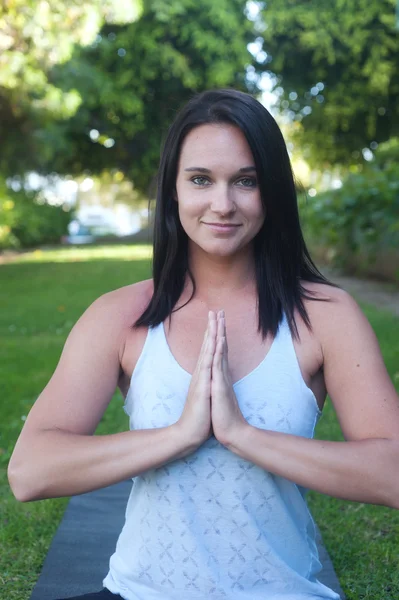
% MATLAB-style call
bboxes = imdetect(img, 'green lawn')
[1,245,398,600]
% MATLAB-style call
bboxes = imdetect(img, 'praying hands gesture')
[211,311,248,445]
[177,311,247,450]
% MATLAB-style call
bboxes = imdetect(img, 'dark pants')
[55,590,123,600]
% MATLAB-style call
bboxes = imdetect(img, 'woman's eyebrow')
[238,166,257,173]
[184,166,256,173]
[184,167,211,173]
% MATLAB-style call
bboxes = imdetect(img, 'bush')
[301,143,399,279]
[373,137,399,170]
[0,180,72,250]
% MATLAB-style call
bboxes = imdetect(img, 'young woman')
[8,89,399,600]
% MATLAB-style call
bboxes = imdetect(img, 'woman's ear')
[172,189,178,202]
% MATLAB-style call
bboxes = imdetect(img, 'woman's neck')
[184,245,257,309]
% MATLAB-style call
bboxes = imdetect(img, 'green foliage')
[0,0,142,175]
[374,136,399,168]
[0,181,72,249]
[0,0,252,190]
[301,143,399,272]
[259,0,399,168]
[47,0,253,192]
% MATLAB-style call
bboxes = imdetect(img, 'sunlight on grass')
[9,244,153,264]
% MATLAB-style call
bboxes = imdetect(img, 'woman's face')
[175,123,265,258]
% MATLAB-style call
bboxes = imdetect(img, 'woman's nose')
[210,186,236,215]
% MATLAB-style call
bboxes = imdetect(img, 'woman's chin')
[191,239,251,259]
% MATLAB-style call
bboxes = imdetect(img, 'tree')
[257,0,399,167]
[0,0,142,175]
[43,0,254,193]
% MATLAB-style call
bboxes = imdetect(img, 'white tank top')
[103,314,340,600]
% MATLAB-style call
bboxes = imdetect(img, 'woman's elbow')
[7,457,42,502]
[383,440,399,510]
[386,484,399,511]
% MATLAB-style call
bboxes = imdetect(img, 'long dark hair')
[135,88,336,338]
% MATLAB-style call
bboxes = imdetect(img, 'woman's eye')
[237,177,257,188]
[191,176,210,186]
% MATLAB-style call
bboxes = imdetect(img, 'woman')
[8,89,399,600]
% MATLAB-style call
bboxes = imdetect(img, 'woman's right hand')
[175,311,217,451]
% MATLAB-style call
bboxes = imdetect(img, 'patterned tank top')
[103,314,340,599]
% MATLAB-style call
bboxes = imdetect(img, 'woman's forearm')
[225,424,399,508]
[8,424,194,502]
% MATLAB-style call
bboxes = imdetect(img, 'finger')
[216,314,225,344]
[217,312,224,341]
[216,310,225,334]
[213,332,224,372]
[208,311,217,345]
[201,312,217,370]
[214,313,228,374]
[215,315,228,371]
[196,312,211,371]
[222,335,229,372]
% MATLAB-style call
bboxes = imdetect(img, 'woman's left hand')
[211,310,248,446]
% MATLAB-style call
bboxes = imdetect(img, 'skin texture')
[175,123,265,259]
[8,124,399,509]
[211,310,247,441]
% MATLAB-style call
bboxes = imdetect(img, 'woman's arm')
[7,285,196,502]
[210,294,399,509]
[224,427,399,507]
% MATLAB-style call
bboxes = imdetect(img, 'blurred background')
[1,0,398,280]
[1,4,399,600]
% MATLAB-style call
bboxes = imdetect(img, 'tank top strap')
[271,312,303,375]
[272,311,293,352]
[272,311,321,415]
[123,322,166,416]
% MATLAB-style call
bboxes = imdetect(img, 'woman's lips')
[203,222,241,233]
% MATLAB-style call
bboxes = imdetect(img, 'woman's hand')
[211,310,247,446]
[175,311,216,451]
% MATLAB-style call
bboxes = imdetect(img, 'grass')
[1,244,398,600]
[308,304,399,600]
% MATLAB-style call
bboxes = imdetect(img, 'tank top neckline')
[159,313,286,389]
[108,314,336,600]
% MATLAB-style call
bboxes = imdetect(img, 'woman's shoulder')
[301,279,347,302]
[301,279,359,311]
[69,279,153,355]
[88,279,154,326]
[300,279,368,340]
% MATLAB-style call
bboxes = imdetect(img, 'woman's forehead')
[178,123,254,169]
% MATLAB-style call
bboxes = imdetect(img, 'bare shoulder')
[297,279,374,374]
[301,281,399,443]
[79,279,153,345]
[68,278,153,370]
[301,280,365,334]
[302,280,351,303]
[88,278,153,326]
[14,279,155,440]
[92,279,154,395]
